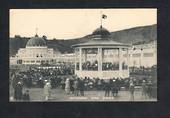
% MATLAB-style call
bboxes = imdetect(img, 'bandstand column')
[84,49,87,63]
[127,48,129,68]
[127,48,130,75]
[98,47,103,71]
[119,48,122,78]
[74,48,77,70]
[140,48,143,67]
[79,47,82,71]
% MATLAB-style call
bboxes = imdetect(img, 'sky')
[10,9,157,39]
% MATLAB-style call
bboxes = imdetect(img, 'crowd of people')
[82,60,98,70]
[61,76,156,100]
[102,62,119,70]
[78,61,128,71]
[10,71,156,101]
[10,65,74,88]
[130,65,157,76]
[9,64,157,101]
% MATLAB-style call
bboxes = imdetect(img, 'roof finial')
[35,27,38,37]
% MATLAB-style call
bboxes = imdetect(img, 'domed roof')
[72,25,130,48]
[26,34,47,47]
[92,26,111,38]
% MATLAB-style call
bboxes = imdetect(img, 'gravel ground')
[10,87,157,102]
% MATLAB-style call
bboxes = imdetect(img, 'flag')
[102,14,107,19]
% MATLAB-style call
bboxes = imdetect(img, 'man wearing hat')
[141,80,147,99]
[14,81,23,101]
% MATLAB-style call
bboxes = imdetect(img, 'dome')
[92,26,111,38]
[26,34,47,47]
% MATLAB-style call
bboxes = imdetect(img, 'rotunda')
[16,34,57,65]
[72,26,130,79]
[26,34,47,47]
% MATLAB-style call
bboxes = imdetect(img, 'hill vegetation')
[10,24,157,56]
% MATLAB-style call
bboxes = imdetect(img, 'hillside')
[10,24,157,56]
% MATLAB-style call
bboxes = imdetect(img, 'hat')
[18,81,21,84]
[130,83,134,86]
[129,80,133,83]
[46,82,50,85]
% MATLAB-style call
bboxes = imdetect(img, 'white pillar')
[74,48,77,70]
[119,48,122,78]
[154,46,157,66]
[98,47,103,71]
[84,49,87,62]
[127,48,130,77]
[79,47,82,71]
[140,48,143,67]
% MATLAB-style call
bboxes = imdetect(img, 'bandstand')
[72,26,130,79]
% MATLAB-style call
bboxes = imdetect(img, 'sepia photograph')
[9,9,157,102]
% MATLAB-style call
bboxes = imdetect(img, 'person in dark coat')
[60,79,65,90]
[129,81,135,101]
[104,79,111,97]
[22,90,30,101]
[14,81,23,101]
[74,78,80,96]
[70,78,74,94]
[79,79,85,96]
[147,80,152,98]
[115,79,119,96]
[111,79,117,97]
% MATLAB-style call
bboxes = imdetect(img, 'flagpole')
[100,10,102,28]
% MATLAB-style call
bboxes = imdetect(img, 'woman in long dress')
[65,78,70,94]
[44,81,51,101]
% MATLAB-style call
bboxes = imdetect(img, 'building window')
[133,61,136,66]
[143,53,154,57]
[31,60,35,63]
[17,60,22,64]
[132,53,141,57]
[123,54,128,57]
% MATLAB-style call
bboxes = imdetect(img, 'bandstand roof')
[72,26,130,48]
[72,40,130,47]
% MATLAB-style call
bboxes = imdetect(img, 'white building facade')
[10,35,157,68]
[129,40,157,68]
[12,34,60,65]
